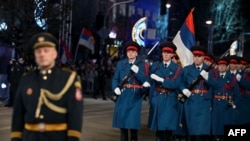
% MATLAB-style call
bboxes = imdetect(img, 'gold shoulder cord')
[35,71,76,118]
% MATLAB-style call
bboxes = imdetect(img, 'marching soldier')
[227,55,240,75]
[171,52,181,65]
[179,46,213,141]
[112,41,149,141]
[237,57,248,74]
[236,58,250,125]
[10,32,83,141]
[203,53,215,66]
[146,41,182,141]
[204,57,240,141]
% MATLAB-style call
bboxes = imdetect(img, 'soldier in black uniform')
[10,32,83,141]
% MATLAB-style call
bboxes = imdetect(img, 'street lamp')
[166,3,171,9]
[205,20,213,54]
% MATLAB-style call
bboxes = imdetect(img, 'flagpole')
[74,28,83,62]
[74,43,80,62]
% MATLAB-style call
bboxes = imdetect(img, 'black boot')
[163,130,172,141]
[121,128,129,141]
[130,129,138,141]
[156,131,164,141]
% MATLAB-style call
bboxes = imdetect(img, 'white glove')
[142,81,150,87]
[182,89,191,97]
[232,104,237,109]
[150,74,164,83]
[114,87,121,95]
[236,74,241,81]
[131,64,139,73]
[200,70,208,80]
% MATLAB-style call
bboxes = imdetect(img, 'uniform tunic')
[236,71,250,125]
[179,63,212,135]
[10,66,83,141]
[147,61,182,131]
[209,71,240,135]
[112,58,148,130]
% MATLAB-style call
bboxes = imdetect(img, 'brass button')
[39,115,44,119]
[48,69,52,74]
[43,76,47,80]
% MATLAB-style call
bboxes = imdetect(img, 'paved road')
[0,96,155,141]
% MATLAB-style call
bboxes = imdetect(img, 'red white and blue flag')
[173,8,195,67]
[78,28,95,53]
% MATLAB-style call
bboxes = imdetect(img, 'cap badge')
[38,36,45,42]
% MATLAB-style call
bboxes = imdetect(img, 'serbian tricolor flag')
[78,28,95,53]
[173,8,195,67]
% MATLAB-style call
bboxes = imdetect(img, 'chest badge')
[26,88,33,95]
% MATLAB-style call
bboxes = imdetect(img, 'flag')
[78,28,95,53]
[173,8,195,67]
[60,38,71,64]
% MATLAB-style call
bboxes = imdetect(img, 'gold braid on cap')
[35,71,76,118]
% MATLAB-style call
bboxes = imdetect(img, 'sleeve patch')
[75,88,83,101]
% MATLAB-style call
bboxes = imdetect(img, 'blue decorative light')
[132,17,147,47]
[34,0,48,30]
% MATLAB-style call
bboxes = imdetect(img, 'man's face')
[236,63,242,70]
[126,49,138,60]
[162,51,174,62]
[193,55,204,66]
[34,47,57,69]
[217,64,228,73]
[229,63,237,71]
[204,59,212,66]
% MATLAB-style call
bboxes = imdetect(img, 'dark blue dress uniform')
[147,61,182,134]
[112,58,147,129]
[112,43,148,130]
[10,32,83,141]
[147,42,182,132]
[209,58,240,136]
[179,46,213,136]
[237,66,250,125]
[112,41,149,141]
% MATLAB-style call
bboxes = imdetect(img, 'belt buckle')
[194,89,199,93]
[38,123,45,132]
[160,88,165,93]
[127,84,131,88]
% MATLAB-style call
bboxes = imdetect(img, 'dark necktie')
[197,67,200,71]
[220,75,224,78]
[164,64,168,69]
[130,63,133,66]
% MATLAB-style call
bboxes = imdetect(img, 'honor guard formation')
[111,40,250,141]
[2,33,250,141]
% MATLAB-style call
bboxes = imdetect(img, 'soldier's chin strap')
[35,71,76,118]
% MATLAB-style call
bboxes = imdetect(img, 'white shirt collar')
[163,61,171,66]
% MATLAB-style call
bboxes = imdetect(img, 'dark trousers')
[5,85,16,106]
[120,128,138,141]
[156,130,172,141]
[187,135,211,141]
